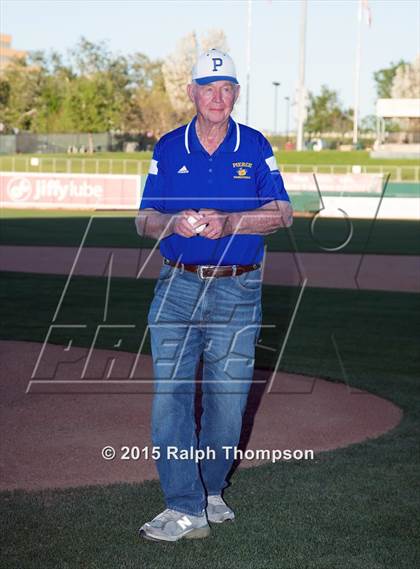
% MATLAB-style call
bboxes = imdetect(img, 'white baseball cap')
[192,48,239,85]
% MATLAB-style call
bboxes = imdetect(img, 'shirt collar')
[185,115,240,155]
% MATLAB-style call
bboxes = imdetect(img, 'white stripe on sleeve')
[265,155,278,172]
[148,159,158,175]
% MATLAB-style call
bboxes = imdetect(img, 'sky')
[2,0,419,133]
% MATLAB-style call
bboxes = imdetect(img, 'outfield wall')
[314,196,420,220]
[1,171,418,220]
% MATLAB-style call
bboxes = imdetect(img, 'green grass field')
[1,199,419,567]
[1,271,419,568]
[1,212,419,255]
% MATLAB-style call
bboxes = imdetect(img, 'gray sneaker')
[206,494,235,523]
[139,508,210,542]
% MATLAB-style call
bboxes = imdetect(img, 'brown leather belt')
[163,257,260,279]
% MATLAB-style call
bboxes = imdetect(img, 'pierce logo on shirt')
[232,161,252,180]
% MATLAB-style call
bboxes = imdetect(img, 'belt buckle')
[198,265,212,279]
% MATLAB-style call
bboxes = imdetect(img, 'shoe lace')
[154,508,179,523]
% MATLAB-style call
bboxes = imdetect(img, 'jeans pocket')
[158,263,175,282]
[231,267,262,292]
[153,263,176,296]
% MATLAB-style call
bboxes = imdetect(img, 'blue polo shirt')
[139,115,290,264]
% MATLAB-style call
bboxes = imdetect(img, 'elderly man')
[136,49,292,542]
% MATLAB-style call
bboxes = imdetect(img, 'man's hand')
[135,200,292,241]
[172,209,206,238]
[196,208,231,239]
[198,201,293,238]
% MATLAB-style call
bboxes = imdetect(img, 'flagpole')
[296,0,307,151]
[353,0,363,145]
[245,0,252,125]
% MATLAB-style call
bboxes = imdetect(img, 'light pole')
[245,0,252,124]
[296,0,308,151]
[353,0,363,145]
[272,81,280,135]
[284,96,290,140]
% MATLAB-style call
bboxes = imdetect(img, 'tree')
[331,106,353,137]
[162,32,198,122]
[305,85,352,137]
[373,60,407,98]
[123,54,176,138]
[129,53,166,91]
[360,114,376,134]
[63,75,122,132]
[33,74,67,133]
[64,37,132,133]
[390,55,420,138]
[200,29,229,53]
[68,37,114,76]
[0,40,131,134]
[0,78,11,107]
[0,32,233,137]
[391,54,420,98]
[124,88,175,139]
[0,58,45,131]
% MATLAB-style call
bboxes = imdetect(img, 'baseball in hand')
[187,215,207,233]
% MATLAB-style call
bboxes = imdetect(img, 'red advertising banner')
[0,172,141,209]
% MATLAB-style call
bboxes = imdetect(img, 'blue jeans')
[147,260,262,516]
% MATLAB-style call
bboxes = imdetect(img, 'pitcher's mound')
[0,341,402,492]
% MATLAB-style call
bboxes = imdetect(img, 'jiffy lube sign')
[0,173,141,209]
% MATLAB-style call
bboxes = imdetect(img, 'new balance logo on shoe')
[177,516,193,530]
[177,165,189,174]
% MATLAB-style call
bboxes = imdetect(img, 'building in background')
[372,98,420,159]
[0,34,27,72]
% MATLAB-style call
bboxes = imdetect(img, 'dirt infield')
[0,243,411,492]
[1,245,419,292]
[0,341,402,492]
